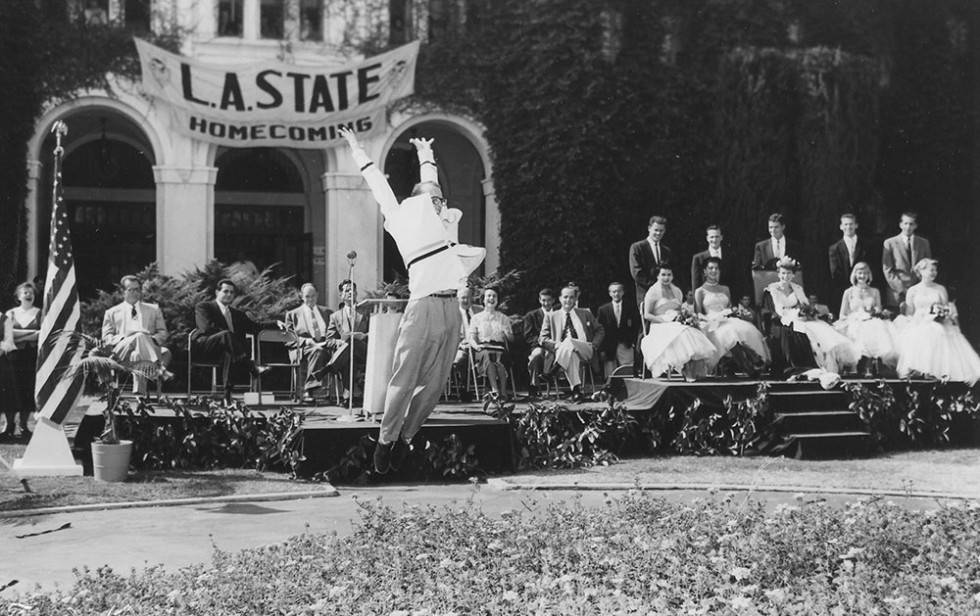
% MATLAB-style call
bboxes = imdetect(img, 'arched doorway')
[214,148,312,282]
[38,111,156,297]
[381,123,486,282]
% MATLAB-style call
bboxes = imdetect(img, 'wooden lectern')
[357,298,409,419]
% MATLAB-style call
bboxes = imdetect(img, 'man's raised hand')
[409,137,434,151]
[338,126,360,149]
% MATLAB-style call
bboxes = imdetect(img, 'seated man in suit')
[191,278,273,402]
[596,282,639,379]
[284,283,332,398]
[101,274,172,395]
[523,287,555,398]
[882,211,932,309]
[324,279,369,402]
[452,286,482,401]
[539,286,604,402]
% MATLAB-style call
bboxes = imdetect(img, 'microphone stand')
[346,252,358,419]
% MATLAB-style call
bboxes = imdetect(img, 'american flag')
[35,121,85,425]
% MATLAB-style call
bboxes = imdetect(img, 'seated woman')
[694,257,770,377]
[834,262,898,374]
[640,263,717,381]
[896,259,980,385]
[763,257,859,375]
[467,288,514,401]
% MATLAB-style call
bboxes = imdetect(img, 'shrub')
[5,493,980,614]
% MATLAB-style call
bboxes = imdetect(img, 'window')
[300,0,322,41]
[218,0,243,36]
[261,0,285,39]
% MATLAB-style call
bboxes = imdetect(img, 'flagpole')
[14,120,85,477]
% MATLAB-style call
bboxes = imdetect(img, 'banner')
[135,39,420,149]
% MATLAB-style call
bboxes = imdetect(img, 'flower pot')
[91,440,133,482]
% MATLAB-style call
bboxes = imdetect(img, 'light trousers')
[379,295,461,444]
[555,338,593,388]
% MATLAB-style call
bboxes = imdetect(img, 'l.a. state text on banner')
[135,39,420,149]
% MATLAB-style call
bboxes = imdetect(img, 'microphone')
[347,250,357,265]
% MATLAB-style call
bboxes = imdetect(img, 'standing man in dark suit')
[629,215,673,377]
[192,278,273,402]
[522,287,555,398]
[752,213,804,272]
[691,225,737,294]
[629,215,674,307]
[539,286,604,402]
[596,282,640,379]
[284,283,333,397]
[828,213,872,315]
[882,211,932,309]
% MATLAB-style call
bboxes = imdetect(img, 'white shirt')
[709,247,722,259]
[306,305,327,339]
[218,302,235,332]
[613,301,622,325]
[844,235,857,266]
[352,143,485,300]
[123,301,144,335]
[771,237,784,258]
[647,237,662,262]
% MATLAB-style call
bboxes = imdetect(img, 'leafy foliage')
[512,402,637,470]
[670,383,774,455]
[6,493,980,613]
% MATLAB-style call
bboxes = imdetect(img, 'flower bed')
[5,493,979,614]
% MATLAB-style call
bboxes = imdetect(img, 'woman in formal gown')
[640,263,717,380]
[694,257,770,376]
[896,259,980,384]
[763,257,859,375]
[834,262,898,372]
[3,282,40,439]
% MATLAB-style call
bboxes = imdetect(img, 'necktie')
[221,305,235,332]
[776,239,783,258]
[653,242,661,263]
[906,237,913,267]
[130,305,138,320]
[310,309,321,340]
[562,312,577,341]
[614,302,621,326]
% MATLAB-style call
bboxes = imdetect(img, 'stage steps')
[767,387,872,459]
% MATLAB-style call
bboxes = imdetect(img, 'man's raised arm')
[339,126,399,213]
[410,137,438,184]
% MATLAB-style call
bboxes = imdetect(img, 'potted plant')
[56,330,163,481]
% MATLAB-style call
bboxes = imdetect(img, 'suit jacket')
[752,237,804,271]
[882,234,932,303]
[102,301,168,347]
[539,307,605,352]
[325,306,370,350]
[629,239,675,301]
[193,300,266,342]
[828,236,872,288]
[595,301,639,355]
[522,307,548,348]
[691,249,738,293]
[285,305,333,347]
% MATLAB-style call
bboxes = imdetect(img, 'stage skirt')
[834,315,899,365]
[641,322,717,379]
[896,318,980,385]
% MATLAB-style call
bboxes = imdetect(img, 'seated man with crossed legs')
[539,285,604,402]
[284,283,332,398]
[101,274,172,395]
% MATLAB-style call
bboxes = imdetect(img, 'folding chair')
[253,329,302,400]
[186,328,228,398]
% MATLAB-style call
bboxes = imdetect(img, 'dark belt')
[430,291,457,298]
[406,244,450,269]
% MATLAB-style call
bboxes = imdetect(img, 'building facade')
[26,0,499,307]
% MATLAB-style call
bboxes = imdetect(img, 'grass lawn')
[506,447,980,497]
[0,443,332,513]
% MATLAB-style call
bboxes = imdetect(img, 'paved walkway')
[0,478,960,596]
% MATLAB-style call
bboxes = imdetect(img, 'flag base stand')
[12,417,83,477]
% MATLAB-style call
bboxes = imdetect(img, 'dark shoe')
[527,385,540,399]
[373,441,394,474]
[0,431,15,443]
[568,387,585,403]
[20,429,32,441]
[389,440,411,472]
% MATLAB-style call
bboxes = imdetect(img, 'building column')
[322,171,382,309]
[25,160,43,281]
[482,178,500,273]
[153,165,217,277]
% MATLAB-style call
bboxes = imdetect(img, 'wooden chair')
[186,328,228,398]
[253,329,302,400]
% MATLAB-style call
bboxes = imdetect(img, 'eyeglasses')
[430,196,447,206]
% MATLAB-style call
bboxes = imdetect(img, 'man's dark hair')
[217,278,237,292]
[649,215,667,226]
[768,213,784,224]
[338,279,357,292]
